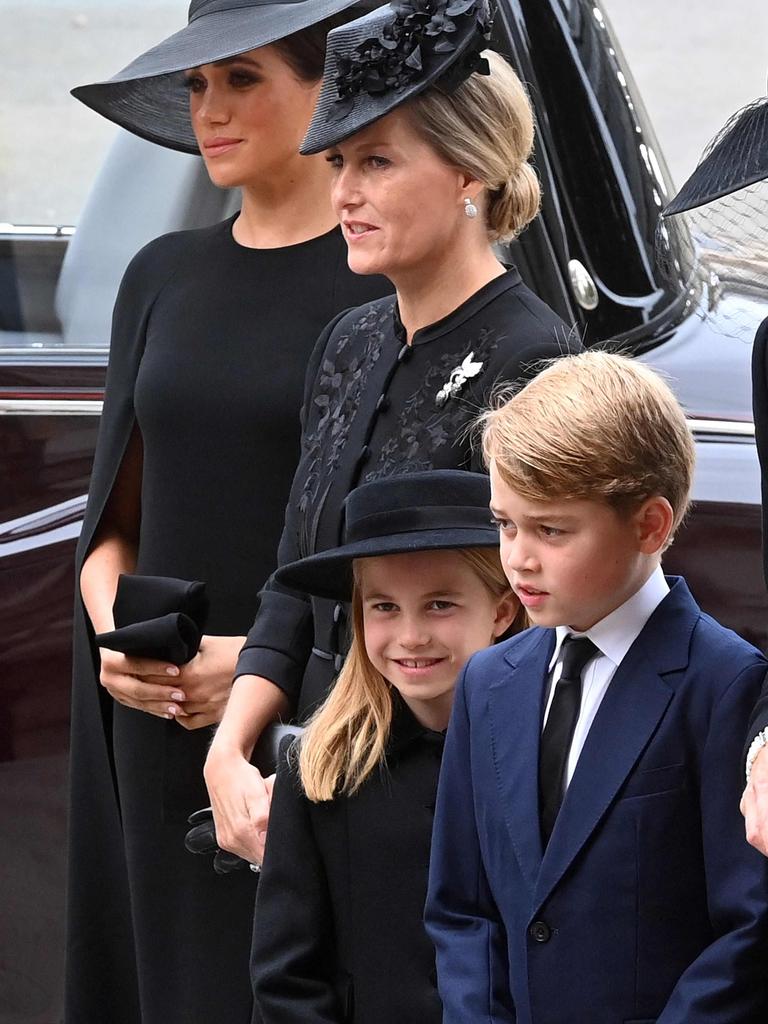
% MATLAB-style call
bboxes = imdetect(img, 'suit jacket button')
[529,920,551,943]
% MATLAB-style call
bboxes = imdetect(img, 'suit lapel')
[533,577,698,911]
[488,628,554,895]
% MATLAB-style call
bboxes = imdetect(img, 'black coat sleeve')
[234,311,351,702]
[745,316,768,752]
[251,751,343,1023]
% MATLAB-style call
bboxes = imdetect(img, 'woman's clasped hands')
[98,633,244,729]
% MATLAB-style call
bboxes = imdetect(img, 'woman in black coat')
[251,471,522,1023]
[66,3,389,1022]
[205,0,578,865]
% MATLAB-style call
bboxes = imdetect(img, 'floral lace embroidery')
[364,324,503,481]
[298,301,394,553]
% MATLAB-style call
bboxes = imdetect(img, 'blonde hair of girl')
[298,547,525,802]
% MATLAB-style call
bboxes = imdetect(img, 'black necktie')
[539,636,599,847]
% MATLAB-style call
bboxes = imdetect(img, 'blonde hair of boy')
[407,50,540,242]
[299,548,525,803]
[481,351,695,542]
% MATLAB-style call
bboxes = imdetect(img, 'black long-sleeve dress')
[236,269,575,715]
[66,215,389,1024]
[252,701,445,1024]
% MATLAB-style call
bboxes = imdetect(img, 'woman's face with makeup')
[186,45,320,188]
[327,108,470,282]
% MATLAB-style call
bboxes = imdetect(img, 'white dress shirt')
[542,565,670,791]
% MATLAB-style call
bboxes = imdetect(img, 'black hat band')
[346,504,493,543]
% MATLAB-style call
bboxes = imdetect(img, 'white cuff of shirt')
[745,727,768,784]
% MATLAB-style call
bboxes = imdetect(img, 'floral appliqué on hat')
[331,0,491,122]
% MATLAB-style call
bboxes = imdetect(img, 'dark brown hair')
[274,11,358,82]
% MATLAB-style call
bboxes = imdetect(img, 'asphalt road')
[1,2,767,226]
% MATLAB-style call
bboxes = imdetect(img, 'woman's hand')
[741,746,768,856]
[171,634,245,730]
[204,746,275,864]
[99,647,187,719]
[98,634,244,727]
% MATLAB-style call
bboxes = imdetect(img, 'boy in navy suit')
[425,352,768,1023]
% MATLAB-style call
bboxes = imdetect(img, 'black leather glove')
[183,723,305,875]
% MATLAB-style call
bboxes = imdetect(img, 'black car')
[0,1,765,1020]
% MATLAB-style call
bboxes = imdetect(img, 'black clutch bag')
[94,574,209,665]
[184,723,305,875]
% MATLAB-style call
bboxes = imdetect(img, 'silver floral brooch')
[435,352,484,407]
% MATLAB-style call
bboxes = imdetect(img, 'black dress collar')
[392,267,522,347]
[387,693,446,756]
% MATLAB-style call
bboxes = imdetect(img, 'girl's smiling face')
[357,549,518,729]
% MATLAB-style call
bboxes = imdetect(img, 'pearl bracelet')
[745,727,768,784]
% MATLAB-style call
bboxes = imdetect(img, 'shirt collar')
[548,565,670,670]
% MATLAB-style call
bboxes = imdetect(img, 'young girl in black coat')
[250,471,524,1024]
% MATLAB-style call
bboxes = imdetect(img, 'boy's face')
[357,549,517,728]
[489,461,663,632]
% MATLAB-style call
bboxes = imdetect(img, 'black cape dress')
[65,215,390,1024]
[251,700,446,1024]
[236,270,576,715]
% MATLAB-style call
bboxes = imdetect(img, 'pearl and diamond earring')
[464,196,478,219]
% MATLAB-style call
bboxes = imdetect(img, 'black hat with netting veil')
[300,0,493,155]
[663,95,768,216]
[71,0,366,155]
[275,470,499,601]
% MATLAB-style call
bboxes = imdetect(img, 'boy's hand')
[741,746,768,855]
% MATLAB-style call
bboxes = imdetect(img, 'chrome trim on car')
[688,418,756,439]
[0,398,103,416]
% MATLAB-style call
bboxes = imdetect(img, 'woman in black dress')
[67,3,389,1023]
[205,0,578,865]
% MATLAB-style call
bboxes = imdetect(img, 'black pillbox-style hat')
[275,469,499,601]
[300,0,493,155]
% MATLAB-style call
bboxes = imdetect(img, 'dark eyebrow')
[186,56,263,72]
[215,55,262,69]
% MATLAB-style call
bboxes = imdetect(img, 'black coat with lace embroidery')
[237,268,575,716]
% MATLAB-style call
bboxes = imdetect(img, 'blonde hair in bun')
[407,50,541,241]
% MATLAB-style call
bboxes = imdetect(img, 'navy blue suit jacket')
[425,578,768,1023]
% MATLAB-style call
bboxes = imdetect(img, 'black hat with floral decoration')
[300,0,493,155]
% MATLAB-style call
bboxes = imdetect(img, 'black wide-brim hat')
[663,95,768,216]
[300,0,493,155]
[275,469,499,601]
[71,0,366,155]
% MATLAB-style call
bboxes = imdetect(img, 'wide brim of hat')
[71,0,363,154]
[275,526,500,601]
[663,98,768,216]
[300,7,482,155]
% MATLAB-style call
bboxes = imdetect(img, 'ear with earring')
[464,196,479,219]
